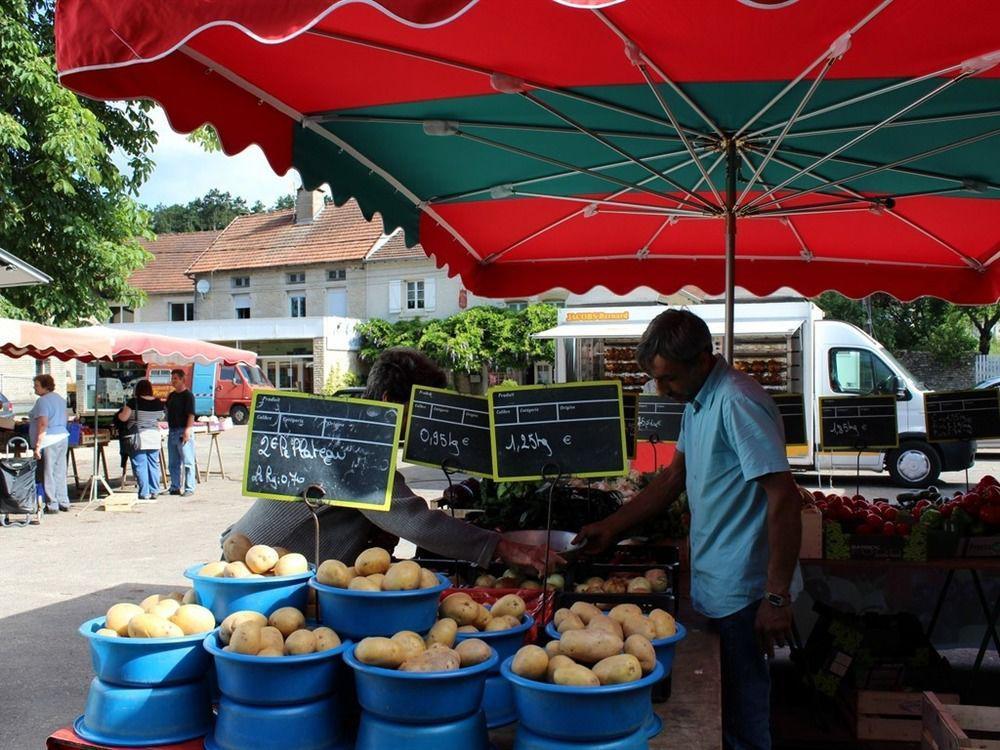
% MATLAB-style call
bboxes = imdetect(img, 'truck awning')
[533,320,803,340]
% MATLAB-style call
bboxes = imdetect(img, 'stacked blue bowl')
[184,563,314,621]
[455,612,534,727]
[203,629,353,750]
[75,618,214,746]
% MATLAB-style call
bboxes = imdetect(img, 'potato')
[401,650,460,672]
[223,561,253,578]
[544,640,562,657]
[624,634,657,674]
[609,604,643,624]
[546,654,575,682]
[557,613,585,634]
[128,613,184,639]
[198,561,227,577]
[140,594,166,612]
[457,625,479,633]
[223,532,253,563]
[273,553,309,577]
[273,547,290,558]
[419,568,441,588]
[220,611,267,644]
[346,566,358,578]
[165,592,185,603]
[391,631,426,661]
[553,608,573,628]
[150,599,181,619]
[546,574,566,591]
[511,645,549,681]
[356,637,404,668]
[621,614,657,641]
[348,576,380,592]
[645,569,669,593]
[456,638,492,667]
[553,664,601,687]
[587,615,624,640]
[105,603,144,636]
[257,648,284,658]
[169,604,216,635]
[182,589,199,605]
[366,573,386,589]
[491,594,526,620]
[485,615,520,632]
[494,577,520,589]
[473,604,492,631]
[230,622,263,654]
[593,654,642,685]
[439,593,479,626]
[426,618,458,648]
[383,560,421,591]
[268,607,306,638]
[584,583,605,594]
[584,577,604,588]
[258,626,285,653]
[602,578,627,594]
[521,580,542,591]
[560,629,624,664]
[285,629,317,655]
[355,547,391,577]
[313,627,341,652]
[627,577,653,594]
[96,628,119,638]
[569,602,602,625]
[474,574,496,588]
[649,609,677,639]
[245,545,279,574]
[316,560,352,588]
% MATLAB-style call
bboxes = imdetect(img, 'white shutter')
[424,278,436,311]
[388,279,402,313]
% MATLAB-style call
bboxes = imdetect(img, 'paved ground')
[1,427,997,748]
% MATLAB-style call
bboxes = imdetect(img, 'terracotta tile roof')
[365,230,429,262]
[132,230,220,293]
[186,200,383,274]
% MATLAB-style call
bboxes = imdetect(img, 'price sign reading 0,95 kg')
[243,390,403,511]
[403,386,493,476]
[819,395,898,451]
[925,389,1000,443]
[489,381,628,481]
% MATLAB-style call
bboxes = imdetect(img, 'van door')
[215,365,243,419]
[191,363,216,416]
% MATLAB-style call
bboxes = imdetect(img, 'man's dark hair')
[134,379,153,398]
[636,309,713,371]
[363,347,446,403]
[170,368,185,380]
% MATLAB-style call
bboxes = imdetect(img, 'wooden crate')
[922,692,1000,750]
[102,492,135,512]
[851,690,960,743]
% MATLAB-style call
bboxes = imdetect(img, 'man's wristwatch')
[764,592,789,608]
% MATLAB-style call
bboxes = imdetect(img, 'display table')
[199,430,228,482]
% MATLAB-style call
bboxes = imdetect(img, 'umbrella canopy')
[0,319,113,362]
[77,326,257,366]
[56,0,1000,304]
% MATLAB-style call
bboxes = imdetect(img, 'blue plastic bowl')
[455,613,534,669]
[203,629,351,706]
[545,620,687,677]
[207,694,351,750]
[514,723,650,750]
[355,709,490,750]
[79,617,213,687]
[184,563,313,621]
[344,643,498,724]
[310,573,449,640]
[76,676,212,747]
[501,656,664,741]
[455,613,534,728]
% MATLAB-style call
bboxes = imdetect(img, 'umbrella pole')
[724,138,738,362]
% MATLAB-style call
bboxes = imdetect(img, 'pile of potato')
[473,570,562,591]
[354,624,493,673]
[219,607,342,657]
[437,592,527,634]
[511,602,664,687]
[98,592,215,639]
[199,534,310,579]
[572,569,669,595]
[315,547,441,591]
[554,601,676,639]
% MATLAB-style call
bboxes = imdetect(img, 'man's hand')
[755,601,793,658]
[183,429,193,444]
[574,520,617,555]
[496,538,566,576]
[33,447,41,460]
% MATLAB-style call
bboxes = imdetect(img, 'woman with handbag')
[116,379,164,501]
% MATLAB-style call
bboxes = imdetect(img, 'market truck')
[146,362,270,424]
[536,300,975,488]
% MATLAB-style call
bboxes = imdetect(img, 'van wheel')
[229,404,249,425]
[886,441,941,488]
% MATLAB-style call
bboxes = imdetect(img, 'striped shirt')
[222,475,500,568]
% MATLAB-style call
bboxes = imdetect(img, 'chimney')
[295,188,325,224]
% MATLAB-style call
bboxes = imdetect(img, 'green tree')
[962,304,1000,355]
[272,194,296,210]
[149,189,256,233]
[1,0,153,324]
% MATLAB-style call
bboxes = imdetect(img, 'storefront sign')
[243,390,402,510]
[489,381,628,480]
[403,386,492,476]
[636,395,684,443]
[819,395,898,451]
[773,393,808,447]
[925,388,1000,442]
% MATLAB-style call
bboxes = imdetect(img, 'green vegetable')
[919,509,943,530]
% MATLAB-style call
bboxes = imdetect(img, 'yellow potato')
[455,638,492,667]
[257,648,284,658]
[230,622,263,654]
[316,560,352,588]
[553,664,601,687]
[584,577,604,588]
[593,654,642,685]
[106,603,145,636]
[484,615,520,632]
[383,561,421,591]
[546,654,575,682]
[569,602,602,625]
[285,629,317,655]
[169,604,216,636]
[559,630,624,664]
[313,627,342,652]
[366,573,386,589]
[426,618,458,648]
[401,650,460,672]
[439,593,478,626]
[223,532,253,563]
[457,625,479,633]
[419,568,441,588]
[474,574,496,588]
[391,631,426,661]
[245,545,280,574]
[355,637,403,668]
[491,594,526,620]
[273,553,309,577]
[348,576,380,592]
[96,628,119,638]
[645,568,669,593]
[220,611,267,644]
[621,614,657,641]
[587,615,623,640]
[511,645,549,681]
[198,561,227,577]
[165,592,185,603]
[602,578,627,594]
[553,608,573,628]
[182,589,199,605]
[494,577,521,589]
[346,566,358,579]
[140,594,165,612]
[473,604,492,631]
[627,577,653,594]
[624,634,657,674]
[521,580,542,591]
[544,640,562,657]
[608,604,643,625]
[128,613,184,639]
[354,547,391,577]
[649,609,677,639]
[258,626,285,653]
[268,607,306,638]
[151,599,182,619]
[223,561,253,578]
[557,613,585,634]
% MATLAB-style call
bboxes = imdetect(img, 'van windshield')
[878,348,927,391]
[240,364,268,386]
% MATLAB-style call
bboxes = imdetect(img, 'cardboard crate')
[922,691,1000,750]
[849,690,959,744]
[800,507,823,559]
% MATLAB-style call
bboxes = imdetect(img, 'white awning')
[534,319,802,339]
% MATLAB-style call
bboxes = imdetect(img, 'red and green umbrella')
[56,0,1000,338]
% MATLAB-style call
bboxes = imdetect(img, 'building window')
[289,294,307,318]
[108,305,134,324]
[327,269,346,282]
[543,299,566,309]
[506,300,529,312]
[287,271,305,285]
[168,302,194,321]
[234,294,251,319]
[406,281,425,310]
[231,276,250,288]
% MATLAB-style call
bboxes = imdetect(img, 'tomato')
[939,503,954,519]
[852,494,865,504]
[912,507,923,520]
[812,490,826,502]
[983,486,1000,505]
[962,493,982,511]
[980,505,1000,527]
[882,506,899,522]
[882,522,896,536]
[915,499,931,511]
[855,523,874,535]
[853,509,869,525]
[827,495,842,507]
[895,522,911,537]
[979,475,998,488]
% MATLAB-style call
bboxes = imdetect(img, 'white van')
[536,300,975,487]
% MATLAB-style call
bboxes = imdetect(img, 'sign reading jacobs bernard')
[489,381,628,481]
[403,386,493,476]
[243,390,403,511]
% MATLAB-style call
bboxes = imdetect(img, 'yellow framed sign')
[403,385,493,477]
[818,395,898,451]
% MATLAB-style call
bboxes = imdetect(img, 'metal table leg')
[926,569,956,640]
[970,570,1000,681]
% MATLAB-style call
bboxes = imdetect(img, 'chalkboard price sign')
[819,395,898,451]
[489,381,628,481]
[622,393,638,459]
[243,390,403,511]
[925,389,1000,442]
[773,394,808,447]
[636,395,685,443]
[403,386,493,476]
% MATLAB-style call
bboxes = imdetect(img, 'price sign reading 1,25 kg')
[403,386,493,477]
[488,381,628,481]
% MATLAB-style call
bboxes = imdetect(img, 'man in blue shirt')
[579,309,801,750]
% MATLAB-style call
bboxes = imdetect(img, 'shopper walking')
[116,379,165,500]
[166,369,196,496]
[29,374,70,512]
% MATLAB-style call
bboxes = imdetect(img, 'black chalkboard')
[925,389,1000,442]
[489,381,628,480]
[773,394,808,446]
[819,395,898,451]
[622,393,638,460]
[637,395,685,443]
[403,386,493,476]
[243,390,403,510]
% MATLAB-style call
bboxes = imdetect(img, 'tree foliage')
[149,189,297,233]
[1,0,154,324]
